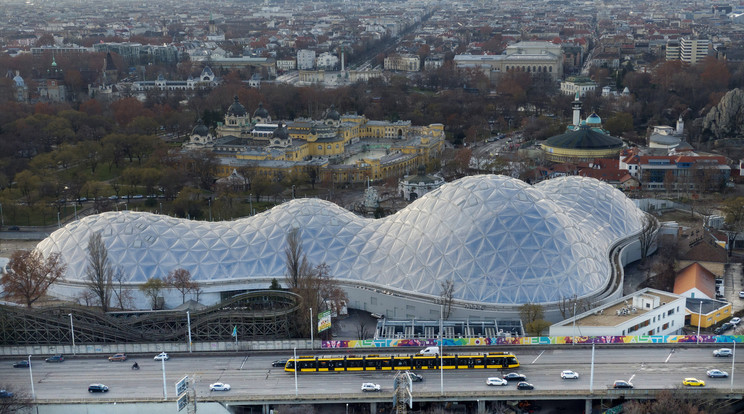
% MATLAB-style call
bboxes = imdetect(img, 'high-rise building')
[679,38,710,65]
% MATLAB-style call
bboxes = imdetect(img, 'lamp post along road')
[186,311,192,353]
[28,355,35,400]
[161,355,167,399]
[68,313,75,355]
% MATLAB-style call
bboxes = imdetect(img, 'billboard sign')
[318,310,332,333]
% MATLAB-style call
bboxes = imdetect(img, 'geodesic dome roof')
[35,175,645,306]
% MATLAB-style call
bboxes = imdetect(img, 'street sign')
[176,393,188,412]
[175,375,189,396]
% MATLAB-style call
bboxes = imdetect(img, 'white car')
[154,352,169,361]
[361,383,381,392]
[561,370,579,379]
[739,291,744,299]
[209,382,231,391]
[486,377,508,386]
[731,317,741,325]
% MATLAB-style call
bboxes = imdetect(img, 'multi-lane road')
[1,346,742,401]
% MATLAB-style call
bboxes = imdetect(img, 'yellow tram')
[284,352,519,373]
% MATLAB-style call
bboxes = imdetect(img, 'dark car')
[6,226,19,231]
[88,384,109,393]
[271,360,288,367]
[613,380,633,389]
[503,372,527,381]
[45,355,64,363]
[714,323,734,335]
[12,360,29,368]
[516,382,534,390]
[409,372,423,382]
[0,390,14,398]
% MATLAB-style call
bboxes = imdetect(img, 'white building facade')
[549,288,686,337]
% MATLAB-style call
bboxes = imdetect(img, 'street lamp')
[68,313,75,355]
[697,300,703,344]
[309,307,313,350]
[161,354,167,400]
[57,211,61,229]
[293,347,298,397]
[186,311,192,353]
[28,355,35,400]
[0,202,4,227]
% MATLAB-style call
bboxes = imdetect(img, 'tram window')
[347,359,363,368]
[365,359,379,368]
[507,357,518,365]
[442,358,455,368]
[394,358,409,367]
[286,361,295,369]
[474,358,483,365]
[299,361,315,369]
[382,359,392,368]
[318,360,329,369]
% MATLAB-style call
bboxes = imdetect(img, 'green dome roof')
[544,125,622,150]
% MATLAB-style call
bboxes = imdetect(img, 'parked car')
[0,390,14,398]
[88,384,109,393]
[45,355,64,363]
[108,353,127,362]
[739,291,744,299]
[209,382,231,391]
[560,370,579,379]
[613,380,633,389]
[154,352,169,361]
[714,323,734,335]
[731,317,741,325]
[361,383,381,392]
[12,360,29,368]
[714,348,733,357]
[683,378,705,387]
[503,372,526,381]
[271,360,288,367]
[516,382,534,390]
[706,369,729,378]
[486,377,508,386]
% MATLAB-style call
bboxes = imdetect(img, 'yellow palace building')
[198,98,445,184]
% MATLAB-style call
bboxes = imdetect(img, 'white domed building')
[36,175,649,321]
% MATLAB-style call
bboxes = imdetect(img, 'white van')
[419,346,439,355]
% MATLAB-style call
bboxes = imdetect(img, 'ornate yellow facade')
[210,105,445,184]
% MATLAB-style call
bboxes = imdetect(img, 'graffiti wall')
[322,335,744,349]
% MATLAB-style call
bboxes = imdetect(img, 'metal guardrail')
[32,388,744,405]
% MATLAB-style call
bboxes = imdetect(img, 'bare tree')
[519,302,550,336]
[284,229,348,338]
[558,295,592,319]
[166,268,197,304]
[140,277,165,310]
[357,320,371,340]
[284,228,312,290]
[439,278,454,319]
[0,384,32,414]
[0,250,66,308]
[84,232,113,312]
[111,266,134,310]
[638,213,658,260]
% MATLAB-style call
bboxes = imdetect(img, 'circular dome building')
[37,175,646,319]
[541,124,624,163]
